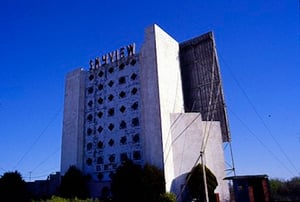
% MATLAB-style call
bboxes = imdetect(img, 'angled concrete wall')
[61,68,86,174]
[139,24,184,190]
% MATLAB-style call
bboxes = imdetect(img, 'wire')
[219,54,299,176]
[171,114,202,144]
[163,113,184,164]
[228,107,297,176]
[30,147,61,173]
[176,151,202,201]
[176,44,220,201]
[13,105,63,169]
[163,67,185,163]
[202,82,222,153]
[23,173,50,180]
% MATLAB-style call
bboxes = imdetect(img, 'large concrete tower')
[61,24,230,201]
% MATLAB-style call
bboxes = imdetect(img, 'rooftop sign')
[89,43,136,70]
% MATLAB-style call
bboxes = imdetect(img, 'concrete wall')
[139,24,184,190]
[170,113,229,202]
[61,68,86,174]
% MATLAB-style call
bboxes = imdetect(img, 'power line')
[219,54,299,176]
[163,113,184,164]
[163,68,185,164]
[31,147,61,173]
[228,107,297,177]
[13,105,63,169]
[23,173,50,181]
[177,47,222,201]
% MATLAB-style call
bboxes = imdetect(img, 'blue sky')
[0,0,299,181]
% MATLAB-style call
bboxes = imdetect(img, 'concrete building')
[61,24,230,201]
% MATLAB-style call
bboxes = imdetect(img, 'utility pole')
[29,171,32,182]
[200,151,209,202]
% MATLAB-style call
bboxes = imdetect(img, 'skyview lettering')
[89,43,136,70]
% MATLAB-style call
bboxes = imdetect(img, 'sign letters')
[89,43,136,70]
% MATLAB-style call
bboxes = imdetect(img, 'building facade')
[61,24,230,201]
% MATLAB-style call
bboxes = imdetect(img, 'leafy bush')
[111,160,165,202]
[0,171,30,202]
[159,192,176,202]
[59,166,89,199]
[186,164,218,202]
[33,195,100,202]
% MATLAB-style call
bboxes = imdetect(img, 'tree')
[270,177,300,201]
[0,171,29,202]
[111,160,144,202]
[186,164,218,202]
[59,166,89,199]
[143,164,165,202]
[111,160,165,202]
[159,192,176,202]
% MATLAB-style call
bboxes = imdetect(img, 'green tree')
[59,166,89,199]
[186,164,218,202]
[159,192,176,202]
[143,164,165,202]
[111,160,144,202]
[270,177,300,201]
[0,171,29,202]
[111,160,165,202]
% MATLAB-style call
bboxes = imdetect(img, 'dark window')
[87,128,93,135]
[97,126,103,133]
[97,172,103,180]
[87,142,92,151]
[88,87,94,94]
[108,139,114,147]
[97,156,103,164]
[133,134,140,143]
[108,108,115,116]
[86,158,93,166]
[108,123,114,131]
[98,97,104,105]
[97,141,103,149]
[89,74,94,81]
[131,87,138,95]
[132,117,139,127]
[109,154,115,163]
[119,91,126,98]
[133,151,141,160]
[130,73,137,80]
[119,105,126,113]
[120,121,127,129]
[109,172,114,179]
[119,63,125,70]
[108,94,114,101]
[131,102,138,110]
[98,71,104,77]
[88,100,93,107]
[130,59,136,66]
[87,114,93,121]
[97,111,103,118]
[119,76,126,84]
[108,80,114,87]
[98,84,103,91]
[120,153,128,162]
[108,67,114,73]
[120,136,127,145]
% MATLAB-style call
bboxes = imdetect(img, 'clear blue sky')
[0,0,299,181]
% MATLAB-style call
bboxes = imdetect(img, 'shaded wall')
[179,33,230,142]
